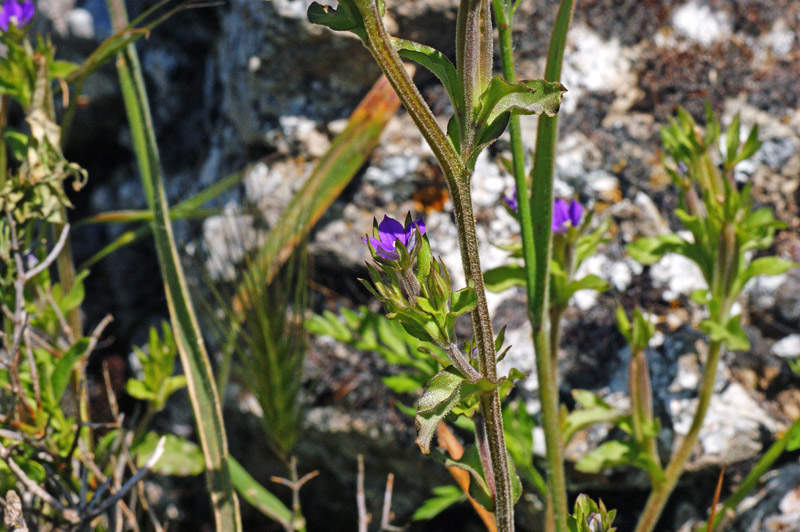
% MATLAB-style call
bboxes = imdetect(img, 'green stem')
[526,1,576,530]
[356,1,514,528]
[106,0,241,529]
[1,95,8,184]
[636,212,737,532]
[710,415,800,531]
[629,347,660,473]
[633,340,723,532]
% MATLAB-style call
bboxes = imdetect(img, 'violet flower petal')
[552,198,570,233]
[504,194,518,212]
[377,215,405,249]
[20,0,33,25]
[568,199,583,228]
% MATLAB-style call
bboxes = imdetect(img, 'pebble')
[771,334,800,359]
[649,253,707,302]
[672,1,732,47]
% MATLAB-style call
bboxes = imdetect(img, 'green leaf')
[734,257,798,295]
[3,129,27,162]
[49,60,79,80]
[725,113,741,165]
[393,38,463,119]
[418,370,463,413]
[382,374,424,394]
[470,76,566,159]
[307,1,367,41]
[724,317,750,351]
[159,375,187,405]
[616,306,632,343]
[58,270,89,313]
[631,308,655,350]
[735,124,761,164]
[788,423,800,452]
[415,370,463,453]
[700,316,750,351]
[574,440,664,483]
[450,287,478,316]
[484,264,526,293]
[437,445,494,511]
[230,456,292,525]
[627,233,688,265]
[562,391,623,446]
[575,216,613,266]
[690,288,710,305]
[563,274,610,301]
[125,379,156,401]
[412,485,467,521]
[131,433,204,476]
[477,76,566,127]
[51,338,90,403]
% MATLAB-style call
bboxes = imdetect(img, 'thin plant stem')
[105,0,241,528]
[710,415,800,531]
[516,0,577,530]
[633,340,722,532]
[636,215,736,532]
[355,1,515,529]
[357,455,368,532]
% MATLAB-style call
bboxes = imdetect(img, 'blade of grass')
[526,2,577,531]
[229,457,293,528]
[234,72,403,312]
[78,208,219,225]
[77,226,149,273]
[709,415,800,531]
[105,0,241,529]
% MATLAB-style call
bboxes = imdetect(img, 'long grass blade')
[229,457,292,526]
[234,73,403,311]
[526,2,576,531]
[105,0,241,529]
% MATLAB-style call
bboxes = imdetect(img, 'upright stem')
[633,340,723,532]
[635,216,736,532]
[356,2,514,529]
[493,2,571,530]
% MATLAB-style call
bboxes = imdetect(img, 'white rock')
[672,1,732,47]
[67,8,94,39]
[560,25,635,115]
[202,208,265,281]
[649,253,707,302]
[764,19,796,58]
[670,382,776,461]
[771,334,800,359]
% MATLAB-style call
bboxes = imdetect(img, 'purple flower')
[503,190,518,212]
[0,0,34,31]
[363,215,426,260]
[552,198,583,233]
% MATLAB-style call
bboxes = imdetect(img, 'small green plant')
[627,105,797,532]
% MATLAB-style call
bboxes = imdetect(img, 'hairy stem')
[357,1,514,528]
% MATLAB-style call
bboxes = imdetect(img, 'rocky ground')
[28,0,800,530]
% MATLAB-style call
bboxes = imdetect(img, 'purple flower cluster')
[551,198,583,233]
[503,188,583,233]
[0,0,34,31]
[363,215,426,260]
